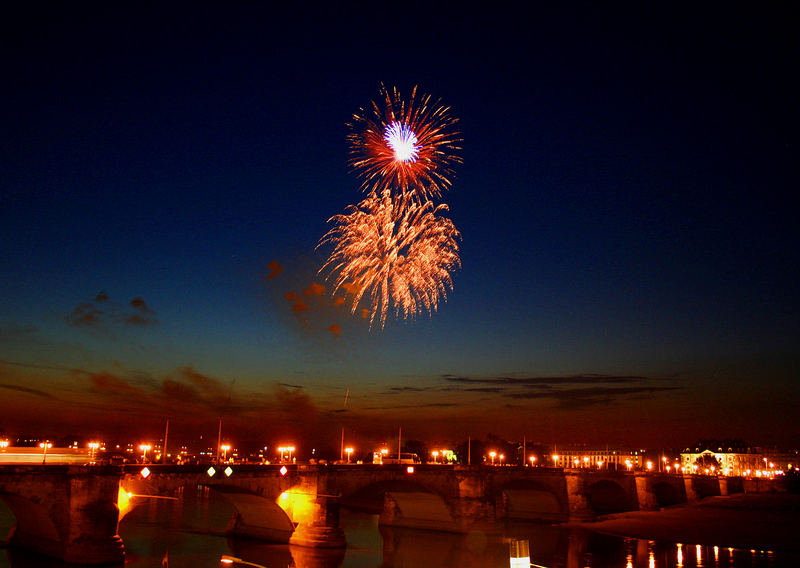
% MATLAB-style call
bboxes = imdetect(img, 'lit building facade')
[680,440,763,476]
[549,447,645,470]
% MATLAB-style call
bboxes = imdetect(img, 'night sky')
[1,5,797,452]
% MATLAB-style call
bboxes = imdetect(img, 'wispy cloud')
[65,291,159,331]
[0,383,59,399]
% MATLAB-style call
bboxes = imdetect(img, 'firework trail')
[319,189,461,329]
[347,84,462,201]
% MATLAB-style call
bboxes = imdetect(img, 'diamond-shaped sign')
[140,467,150,478]
[207,466,216,477]
[224,466,233,477]
[280,465,288,476]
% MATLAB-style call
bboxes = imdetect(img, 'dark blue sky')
[1,4,797,450]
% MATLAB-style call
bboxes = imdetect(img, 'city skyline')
[1,5,797,450]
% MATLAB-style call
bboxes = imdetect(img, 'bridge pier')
[683,474,699,502]
[634,473,659,510]
[289,494,346,548]
[564,472,594,520]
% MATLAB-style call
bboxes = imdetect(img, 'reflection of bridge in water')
[0,463,755,564]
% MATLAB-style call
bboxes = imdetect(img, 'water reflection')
[2,489,799,568]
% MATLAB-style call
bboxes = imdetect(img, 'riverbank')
[580,494,800,551]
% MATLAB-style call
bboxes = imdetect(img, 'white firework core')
[384,121,419,163]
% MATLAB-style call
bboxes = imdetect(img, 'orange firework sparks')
[318,190,461,329]
[347,84,462,201]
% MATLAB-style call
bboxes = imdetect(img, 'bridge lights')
[583,456,589,468]
[597,460,604,469]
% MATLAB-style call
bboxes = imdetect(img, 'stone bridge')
[0,464,750,564]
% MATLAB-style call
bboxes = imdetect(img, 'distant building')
[549,446,645,470]
[680,440,762,476]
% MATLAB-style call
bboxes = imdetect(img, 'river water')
[1,485,798,567]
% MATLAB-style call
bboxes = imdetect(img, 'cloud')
[363,402,460,410]
[65,292,159,330]
[503,386,683,409]
[443,374,649,388]
[266,260,283,279]
[383,386,433,394]
[433,373,684,409]
[0,383,59,399]
[65,302,105,327]
[303,282,325,297]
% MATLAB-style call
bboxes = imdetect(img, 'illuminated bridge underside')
[0,464,752,563]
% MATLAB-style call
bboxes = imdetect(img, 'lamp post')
[345,447,353,464]
[39,441,52,465]
[489,451,496,465]
[139,444,151,463]
[88,442,100,462]
[432,450,439,464]
[221,444,231,463]
[529,455,536,467]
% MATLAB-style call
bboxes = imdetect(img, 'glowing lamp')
[406,466,415,474]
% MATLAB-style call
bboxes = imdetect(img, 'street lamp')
[0,440,9,449]
[139,444,151,463]
[345,447,353,463]
[220,444,231,463]
[489,451,496,465]
[552,454,559,467]
[39,441,52,465]
[529,455,536,467]
[88,442,100,462]
[431,450,439,464]
[499,454,505,466]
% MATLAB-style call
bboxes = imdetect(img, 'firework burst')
[347,84,462,201]
[318,190,461,329]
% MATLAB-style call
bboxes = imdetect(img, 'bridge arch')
[495,478,566,521]
[118,478,298,543]
[652,481,684,507]
[585,479,630,515]
[0,492,62,554]
[341,478,446,513]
